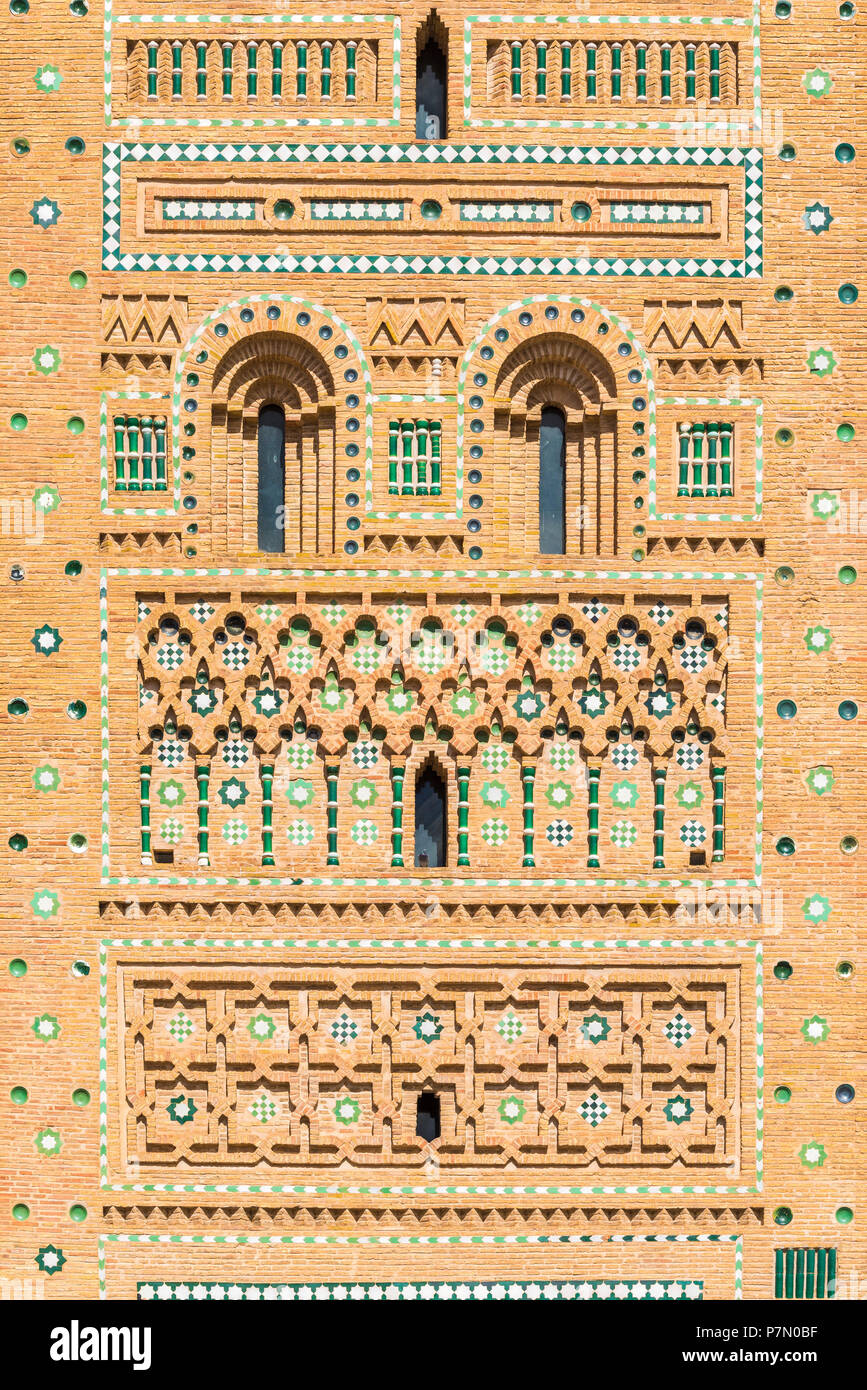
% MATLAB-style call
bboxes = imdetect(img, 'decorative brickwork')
[1,0,863,1307]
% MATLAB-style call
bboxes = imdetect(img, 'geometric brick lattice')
[109,955,748,1182]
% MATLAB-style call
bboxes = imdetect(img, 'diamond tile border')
[99,568,764,887]
[103,9,402,128]
[99,1232,743,1299]
[102,141,763,279]
[137,1276,703,1300]
[461,11,762,134]
[97,937,762,1196]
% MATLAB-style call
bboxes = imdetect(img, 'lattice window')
[112,414,168,491]
[492,39,737,107]
[138,37,372,105]
[774,1248,837,1300]
[388,419,442,495]
[677,422,734,498]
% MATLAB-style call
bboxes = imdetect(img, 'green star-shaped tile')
[247,1012,276,1040]
[30,624,62,656]
[412,1011,443,1044]
[218,777,248,807]
[513,687,544,722]
[349,778,378,808]
[799,1141,827,1168]
[802,67,833,97]
[32,484,62,512]
[30,196,61,228]
[334,1096,361,1126]
[35,65,62,91]
[35,1127,62,1155]
[807,347,837,378]
[481,780,510,808]
[188,685,218,716]
[810,490,840,520]
[803,202,833,235]
[804,766,835,796]
[804,625,832,653]
[545,779,574,808]
[252,686,283,716]
[498,1095,525,1125]
[800,1014,830,1044]
[802,894,831,923]
[166,1095,197,1125]
[31,1013,61,1041]
[35,1245,66,1276]
[663,1096,693,1125]
[31,889,59,919]
[157,778,186,807]
[32,345,61,375]
[609,779,639,809]
[286,779,315,808]
[32,764,61,793]
[674,780,705,809]
[581,1013,611,1044]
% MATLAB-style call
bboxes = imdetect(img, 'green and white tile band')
[102,142,762,279]
[99,568,763,887]
[97,936,763,1195]
[103,10,402,128]
[138,1277,703,1300]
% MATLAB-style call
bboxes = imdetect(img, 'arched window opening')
[414,763,447,867]
[416,17,447,140]
[539,405,566,554]
[416,1091,441,1141]
[257,403,286,553]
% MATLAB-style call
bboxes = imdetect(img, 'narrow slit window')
[538,405,566,553]
[416,35,447,139]
[416,1091,441,1141]
[257,403,286,553]
[414,764,447,867]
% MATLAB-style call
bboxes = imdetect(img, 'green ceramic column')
[560,41,572,97]
[774,1249,784,1299]
[456,764,470,865]
[510,41,522,97]
[388,420,399,493]
[401,420,415,494]
[346,40,357,98]
[705,421,719,498]
[390,759,405,867]
[611,42,622,100]
[325,763,339,865]
[140,763,152,864]
[685,43,696,101]
[296,40,308,97]
[171,40,183,98]
[113,416,127,489]
[196,760,210,866]
[415,419,430,494]
[260,761,275,867]
[690,422,705,497]
[677,422,691,496]
[719,422,733,496]
[147,41,159,98]
[321,40,332,98]
[196,42,207,97]
[635,42,647,100]
[222,43,233,97]
[140,416,154,490]
[272,41,283,98]
[710,43,721,101]
[711,761,726,862]
[430,421,442,495]
[652,764,666,868]
[154,417,167,490]
[246,41,258,97]
[587,761,601,868]
[535,40,547,98]
[126,415,140,491]
[585,42,597,99]
[660,43,671,101]
[521,762,535,867]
